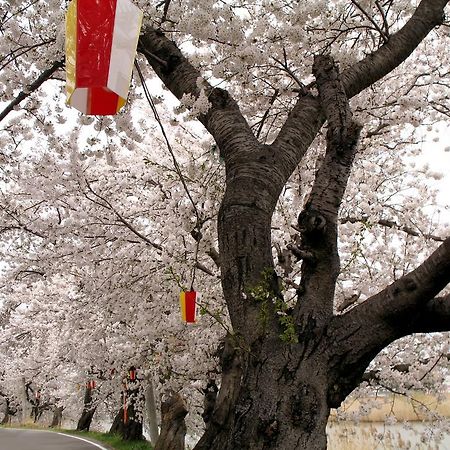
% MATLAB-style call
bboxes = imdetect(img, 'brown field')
[330,393,450,422]
[327,394,450,449]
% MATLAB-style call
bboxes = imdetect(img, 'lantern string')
[134,60,201,290]
[190,238,200,291]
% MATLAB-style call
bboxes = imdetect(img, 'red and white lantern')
[65,0,143,115]
[180,291,200,323]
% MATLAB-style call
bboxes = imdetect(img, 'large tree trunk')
[1,397,15,425]
[76,385,97,431]
[194,55,361,450]
[195,335,331,450]
[76,407,96,431]
[1,411,12,425]
[110,380,143,441]
[110,405,143,441]
[50,405,63,428]
[154,392,187,450]
[20,377,30,423]
[191,134,332,449]
[138,4,450,449]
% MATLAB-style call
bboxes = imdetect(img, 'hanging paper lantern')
[129,367,136,381]
[180,291,200,323]
[65,0,143,115]
[86,380,96,389]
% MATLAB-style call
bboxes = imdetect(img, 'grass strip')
[60,429,153,450]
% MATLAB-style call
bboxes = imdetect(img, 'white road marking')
[56,432,110,450]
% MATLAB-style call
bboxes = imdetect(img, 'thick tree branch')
[410,293,450,333]
[342,0,448,98]
[294,55,361,327]
[327,238,450,406]
[138,29,258,160]
[345,236,450,329]
[206,247,221,268]
[195,261,216,277]
[272,0,447,175]
[0,59,64,122]
[271,94,323,176]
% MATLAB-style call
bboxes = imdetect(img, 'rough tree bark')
[154,392,188,450]
[136,0,450,448]
[0,395,16,425]
[76,386,97,431]
[110,404,143,441]
[110,375,143,441]
[49,404,63,428]
[1,409,12,425]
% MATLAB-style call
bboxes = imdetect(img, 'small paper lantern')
[86,380,96,389]
[180,291,200,323]
[65,0,143,115]
[129,367,136,381]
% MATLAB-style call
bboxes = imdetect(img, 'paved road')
[0,428,108,450]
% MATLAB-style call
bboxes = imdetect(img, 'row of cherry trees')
[0,0,449,448]
[0,83,447,441]
[0,107,226,439]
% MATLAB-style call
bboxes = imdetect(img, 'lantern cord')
[134,60,201,289]
[134,61,200,224]
[190,238,200,291]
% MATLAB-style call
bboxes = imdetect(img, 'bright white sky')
[417,122,450,226]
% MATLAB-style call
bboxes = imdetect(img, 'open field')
[328,393,450,449]
[331,392,450,422]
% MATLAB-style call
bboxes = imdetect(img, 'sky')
[417,122,450,226]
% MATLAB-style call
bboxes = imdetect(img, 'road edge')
[56,431,113,450]
[0,427,115,450]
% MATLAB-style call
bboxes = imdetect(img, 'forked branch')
[273,0,448,174]
[138,29,257,159]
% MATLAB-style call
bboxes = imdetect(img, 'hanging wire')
[190,239,200,291]
[134,60,201,290]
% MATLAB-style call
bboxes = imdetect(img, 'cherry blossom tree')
[0,119,225,436]
[1,0,450,449]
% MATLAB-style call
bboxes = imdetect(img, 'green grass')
[60,430,153,450]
